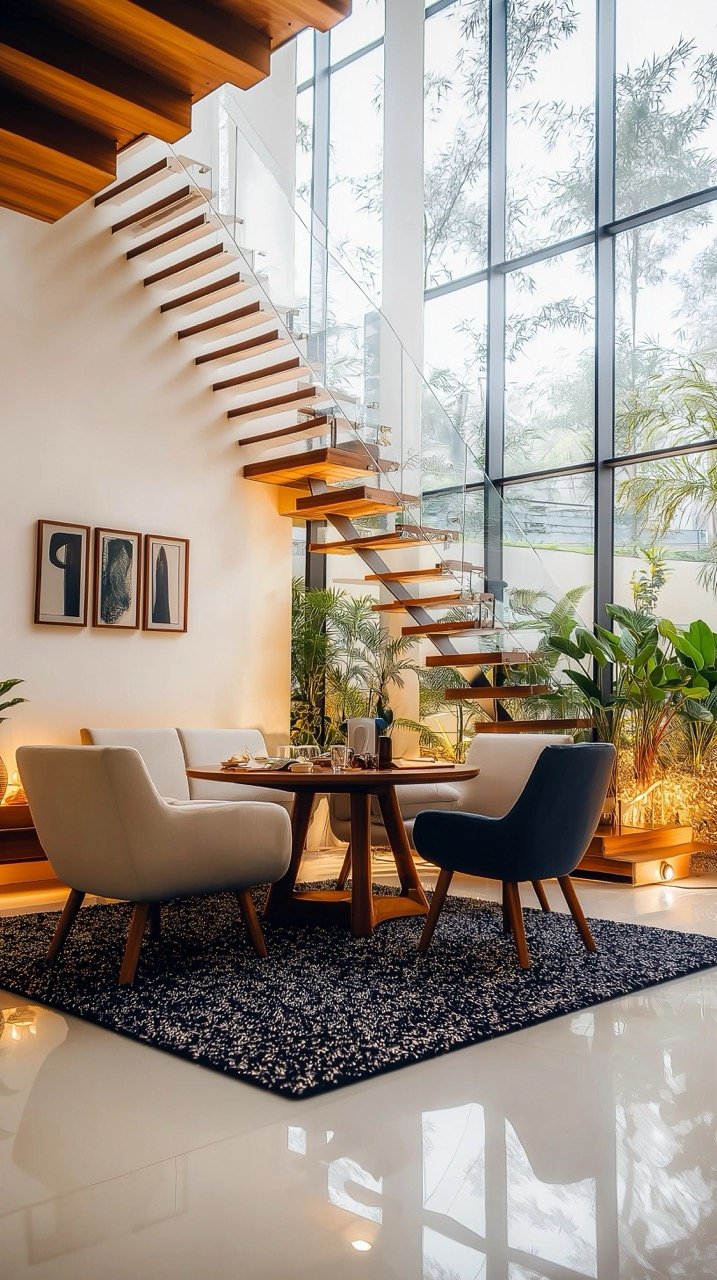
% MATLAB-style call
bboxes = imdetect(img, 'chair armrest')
[133,800,292,900]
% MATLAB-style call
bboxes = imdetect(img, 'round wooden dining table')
[186,764,479,938]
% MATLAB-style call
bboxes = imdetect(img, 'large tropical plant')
[548,604,712,791]
[661,619,717,772]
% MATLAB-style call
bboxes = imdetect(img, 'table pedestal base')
[265,784,429,937]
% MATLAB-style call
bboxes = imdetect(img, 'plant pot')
[0,754,7,804]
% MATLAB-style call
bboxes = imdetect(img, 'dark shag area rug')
[1,883,716,1098]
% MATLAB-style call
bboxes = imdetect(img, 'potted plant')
[0,679,27,803]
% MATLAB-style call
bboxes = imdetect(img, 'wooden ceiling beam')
[41,0,271,95]
[0,90,116,194]
[0,11,192,144]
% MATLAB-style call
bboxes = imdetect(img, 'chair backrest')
[503,742,615,878]
[177,727,269,801]
[17,746,169,900]
[79,727,190,800]
[460,733,573,817]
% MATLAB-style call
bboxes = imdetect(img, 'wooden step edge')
[592,825,696,853]
[295,486,403,514]
[178,301,261,339]
[425,651,539,667]
[470,719,592,734]
[444,684,552,701]
[242,447,376,483]
[126,213,209,260]
[196,330,282,365]
[111,185,191,233]
[308,530,431,555]
[213,356,302,392]
[365,565,453,583]
[371,593,464,612]
[96,158,170,206]
[144,243,224,286]
[238,415,330,449]
[161,272,246,313]
[229,386,318,420]
[402,619,490,637]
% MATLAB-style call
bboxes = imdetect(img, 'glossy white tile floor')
[2,856,717,1280]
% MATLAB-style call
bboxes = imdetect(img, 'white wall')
[0,189,292,771]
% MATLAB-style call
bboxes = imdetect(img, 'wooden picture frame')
[143,534,189,633]
[34,519,90,627]
[93,528,142,630]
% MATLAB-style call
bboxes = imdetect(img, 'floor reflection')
[0,971,715,1279]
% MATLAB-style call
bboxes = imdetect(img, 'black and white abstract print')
[1,884,716,1098]
[93,528,141,629]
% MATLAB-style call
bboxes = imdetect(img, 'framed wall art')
[93,528,142,629]
[143,534,189,632]
[34,519,91,627]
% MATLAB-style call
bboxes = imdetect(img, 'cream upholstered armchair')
[17,746,291,985]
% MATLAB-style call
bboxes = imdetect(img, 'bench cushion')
[79,728,190,800]
[178,728,293,812]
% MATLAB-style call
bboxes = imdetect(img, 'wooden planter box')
[0,803,46,865]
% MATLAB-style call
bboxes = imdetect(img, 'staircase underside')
[0,0,351,222]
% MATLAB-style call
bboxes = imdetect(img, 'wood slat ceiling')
[0,0,350,222]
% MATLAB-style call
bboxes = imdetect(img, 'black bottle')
[378,734,392,769]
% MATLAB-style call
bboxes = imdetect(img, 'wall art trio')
[34,520,189,633]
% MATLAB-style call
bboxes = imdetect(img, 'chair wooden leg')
[336,844,351,890]
[119,903,150,986]
[504,882,531,969]
[47,888,85,960]
[558,875,597,953]
[149,902,162,941]
[502,883,511,935]
[418,868,453,955]
[532,880,551,912]
[237,889,268,958]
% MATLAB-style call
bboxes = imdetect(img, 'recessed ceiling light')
[350,1240,372,1252]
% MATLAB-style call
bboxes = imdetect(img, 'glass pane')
[423,2,488,286]
[614,454,717,628]
[296,87,313,205]
[615,204,717,455]
[295,29,314,84]
[328,46,384,299]
[504,246,595,475]
[424,282,487,477]
[502,473,595,625]
[506,0,595,256]
[330,0,384,64]
[616,0,717,218]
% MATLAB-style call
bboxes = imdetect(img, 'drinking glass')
[330,745,351,772]
[277,745,292,760]
[291,744,320,761]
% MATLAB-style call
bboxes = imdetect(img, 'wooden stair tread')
[294,486,403,519]
[196,331,288,365]
[111,183,192,232]
[309,529,432,555]
[161,271,248,314]
[365,565,453,583]
[402,619,495,637]
[444,684,552,700]
[230,386,319,421]
[126,212,212,261]
[242,446,375,486]
[95,158,172,205]
[471,719,591,734]
[426,650,539,667]
[239,415,331,449]
[213,357,303,393]
[144,242,227,286]
[371,593,463,612]
[178,300,262,339]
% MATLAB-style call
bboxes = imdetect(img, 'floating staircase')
[93,141,587,737]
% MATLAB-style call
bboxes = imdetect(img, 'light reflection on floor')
[1,858,716,1279]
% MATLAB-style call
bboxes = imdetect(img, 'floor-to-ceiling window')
[296,0,717,627]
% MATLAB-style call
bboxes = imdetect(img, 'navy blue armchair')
[413,742,615,969]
